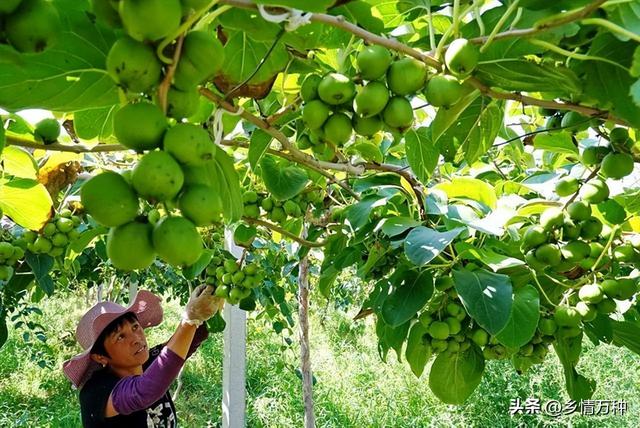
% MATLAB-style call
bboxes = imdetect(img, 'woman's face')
[102,318,149,369]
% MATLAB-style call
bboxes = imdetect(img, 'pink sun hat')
[62,290,164,389]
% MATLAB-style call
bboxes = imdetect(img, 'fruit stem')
[590,224,619,273]
[433,2,475,61]
[451,0,461,38]
[530,269,557,307]
[529,39,630,72]
[426,2,437,49]
[479,0,520,54]
[472,0,485,37]
[580,18,640,43]
[562,167,600,210]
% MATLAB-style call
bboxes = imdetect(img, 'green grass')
[2,291,640,427]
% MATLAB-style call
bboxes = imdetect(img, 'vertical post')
[298,250,315,428]
[222,228,246,428]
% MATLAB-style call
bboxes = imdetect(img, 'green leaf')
[0,123,5,156]
[430,89,480,142]
[209,147,244,222]
[0,313,6,350]
[405,127,439,184]
[69,226,108,254]
[0,8,118,111]
[260,155,309,201]
[434,177,497,209]
[405,322,431,378]
[381,270,434,328]
[453,268,513,335]
[533,132,578,155]
[604,2,640,42]
[495,285,540,348]
[348,141,383,163]
[554,335,596,400]
[475,60,582,96]
[249,129,272,171]
[583,34,640,128]
[614,189,640,215]
[1,146,38,179]
[404,226,465,267]
[456,242,525,271]
[220,30,289,87]
[0,178,53,230]
[218,8,281,42]
[206,312,227,333]
[376,317,410,361]
[612,320,640,356]
[346,193,397,230]
[183,250,214,280]
[381,216,421,237]
[429,345,485,404]
[73,106,117,142]
[24,252,54,296]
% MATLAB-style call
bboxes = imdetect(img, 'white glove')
[182,285,225,326]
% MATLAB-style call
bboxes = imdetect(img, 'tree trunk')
[298,251,315,428]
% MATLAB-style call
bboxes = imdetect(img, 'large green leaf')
[405,127,439,184]
[73,106,118,142]
[434,177,497,209]
[604,2,640,42]
[249,130,273,171]
[1,146,38,179]
[495,284,540,348]
[453,268,513,335]
[583,34,640,128]
[0,178,52,230]
[475,60,582,96]
[405,322,431,378]
[183,250,214,280]
[24,252,54,296]
[554,335,596,401]
[430,89,480,142]
[429,345,485,404]
[456,242,525,272]
[612,320,640,356]
[220,30,289,87]
[533,132,579,155]
[381,216,421,237]
[346,192,399,230]
[404,226,465,267]
[260,155,309,201]
[381,270,434,328]
[376,316,410,362]
[208,147,244,222]
[0,7,118,111]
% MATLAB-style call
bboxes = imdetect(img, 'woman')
[63,285,223,427]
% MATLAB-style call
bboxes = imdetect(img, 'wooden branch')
[6,134,127,153]
[158,34,186,114]
[243,216,327,247]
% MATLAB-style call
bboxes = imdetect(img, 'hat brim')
[62,290,163,388]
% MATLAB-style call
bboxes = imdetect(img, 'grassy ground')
[1,291,640,427]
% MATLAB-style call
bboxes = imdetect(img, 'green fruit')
[446,302,462,316]
[51,233,68,247]
[260,197,274,212]
[382,96,413,130]
[554,306,581,327]
[0,0,22,14]
[545,114,562,131]
[5,0,60,53]
[56,217,74,233]
[107,221,155,270]
[575,301,597,322]
[609,127,629,144]
[613,243,636,262]
[581,146,610,165]
[181,0,210,15]
[232,271,245,284]
[81,171,139,227]
[234,222,257,247]
[119,0,181,41]
[352,115,383,137]
[300,74,321,102]
[269,206,287,223]
[560,111,590,132]
[42,223,56,237]
[283,200,301,217]
[598,199,627,225]
[296,135,312,150]
[428,321,450,340]
[114,102,167,152]
[245,263,258,276]
[224,259,239,273]
[353,81,389,117]
[0,265,14,281]
[435,276,454,291]
[0,243,15,259]
[323,113,353,146]
[302,100,330,130]
[445,317,461,335]
[317,73,356,105]
[539,318,557,336]
[167,87,200,119]
[522,225,547,249]
[178,185,223,226]
[152,216,203,267]
[418,312,432,327]
[578,283,604,303]
[470,329,488,346]
[33,236,52,254]
[601,152,634,179]
[580,179,609,204]
[540,207,564,231]
[163,123,214,166]
[535,243,562,266]
[243,191,258,204]
[356,45,392,81]
[386,58,427,96]
[91,0,121,27]
[423,74,464,108]
[106,36,162,93]
[22,230,37,244]
[33,118,60,144]
[561,240,590,263]
[132,151,184,201]
[600,279,620,298]
[616,278,638,300]
[580,217,603,240]
[229,287,245,303]
[555,177,580,197]
[567,201,592,221]
[444,38,479,78]
[173,30,225,90]
[596,298,616,314]
[182,164,212,187]
[221,273,233,285]
[538,107,557,116]
[215,285,230,298]
[148,209,161,225]
[562,220,582,240]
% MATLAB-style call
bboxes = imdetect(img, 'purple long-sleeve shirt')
[111,323,209,415]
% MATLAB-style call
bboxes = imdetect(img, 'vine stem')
[591,224,619,273]
[529,39,630,72]
[5,133,126,153]
[562,167,600,209]
[242,216,327,247]
[480,0,520,53]
[581,18,640,43]
[220,0,625,124]
[530,269,557,308]
[158,34,185,114]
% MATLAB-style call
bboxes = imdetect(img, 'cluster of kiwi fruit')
[242,188,325,225]
[203,248,263,305]
[18,210,83,258]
